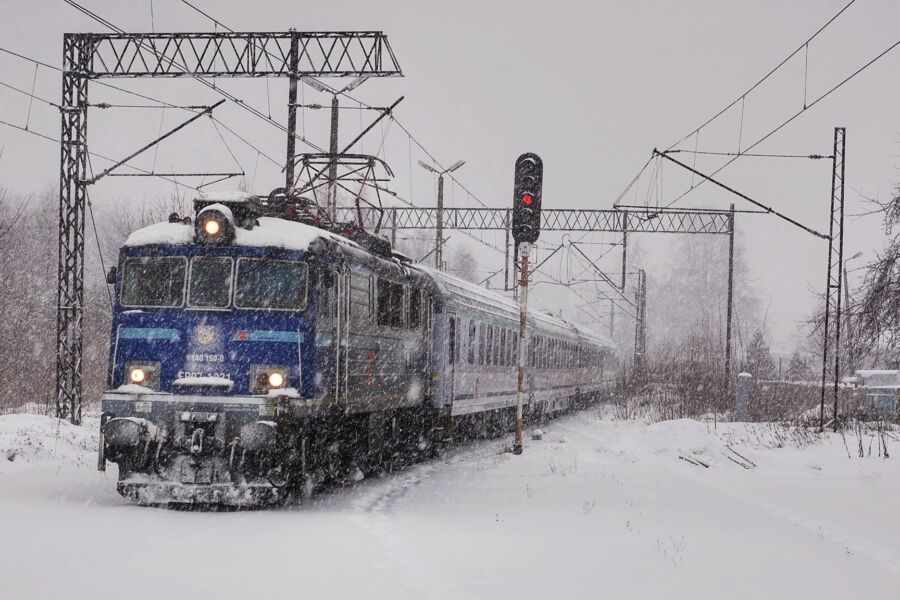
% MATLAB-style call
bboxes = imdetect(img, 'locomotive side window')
[121,256,187,308]
[377,279,390,326]
[408,289,421,329]
[394,286,404,326]
[235,258,308,310]
[188,256,233,309]
[376,279,403,328]
[349,272,372,319]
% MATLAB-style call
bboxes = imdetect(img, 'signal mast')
[511,152,543,455]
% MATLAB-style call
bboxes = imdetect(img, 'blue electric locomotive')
[98,191,617,506]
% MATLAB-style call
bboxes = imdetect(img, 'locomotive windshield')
[188,256,233,308]
[121,257,186,307]
[235,258,308,310]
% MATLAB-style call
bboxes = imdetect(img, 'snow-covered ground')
[1,409,898,599]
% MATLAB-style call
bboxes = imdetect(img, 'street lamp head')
[418,160,438,173]
[446,160,466,173]
[848,251,863,261]
[340,76,369,94]
[300,77,334,94]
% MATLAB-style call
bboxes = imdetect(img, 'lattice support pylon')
[819,127,846,432]
[57,35,90,423]
[333,206,733,234]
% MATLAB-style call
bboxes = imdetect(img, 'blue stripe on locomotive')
[108,243,329,398]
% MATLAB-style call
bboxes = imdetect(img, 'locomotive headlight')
[251,365,289,394]
[124,361,161,391]
[203,219,221,236]
[194,204,235,246]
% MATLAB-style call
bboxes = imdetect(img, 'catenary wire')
[665,0,858,151]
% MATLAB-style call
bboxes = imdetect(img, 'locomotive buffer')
[511,153,543,455]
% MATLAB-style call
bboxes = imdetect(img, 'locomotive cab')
[99,193,336,504]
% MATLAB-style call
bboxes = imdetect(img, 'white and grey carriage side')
[417,265,618,420]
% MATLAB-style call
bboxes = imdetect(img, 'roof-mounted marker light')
[194,203,235,245]
[204,220,221,236]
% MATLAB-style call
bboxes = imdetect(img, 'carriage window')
[468,321,476,365]
[408,289,422,329]
[377,279,403,328]
[499,329,507,366]
[486,326,494,366]
[449,317,456,365]
[188,256,232,308]
[235,259,307,310]
[478,324,486,366]
[121,256,186,307]
[455,317,461,363]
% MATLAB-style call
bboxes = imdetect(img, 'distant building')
[853,370,900,418]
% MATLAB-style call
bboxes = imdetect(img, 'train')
[98,190,618,506]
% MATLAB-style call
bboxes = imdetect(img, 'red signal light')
[521,192,534,206]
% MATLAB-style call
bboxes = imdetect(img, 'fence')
[748,379,896,423]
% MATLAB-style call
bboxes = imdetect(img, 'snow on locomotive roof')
[416,264,615,349]
[124,216,359,252]
[197,190,256,203]
[124,221,193,247]
[235,217,359,251]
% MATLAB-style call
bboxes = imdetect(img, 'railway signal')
[511,152,543,244]
[512,152,542,455]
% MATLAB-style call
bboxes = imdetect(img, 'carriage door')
[447,316,456,403]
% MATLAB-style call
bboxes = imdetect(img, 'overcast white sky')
[1,0,899,352]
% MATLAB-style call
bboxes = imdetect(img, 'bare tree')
[850,182,900,366]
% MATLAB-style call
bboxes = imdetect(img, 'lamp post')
[300,76,369,220]
[844,251,863,375]
[419,159,465,269]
